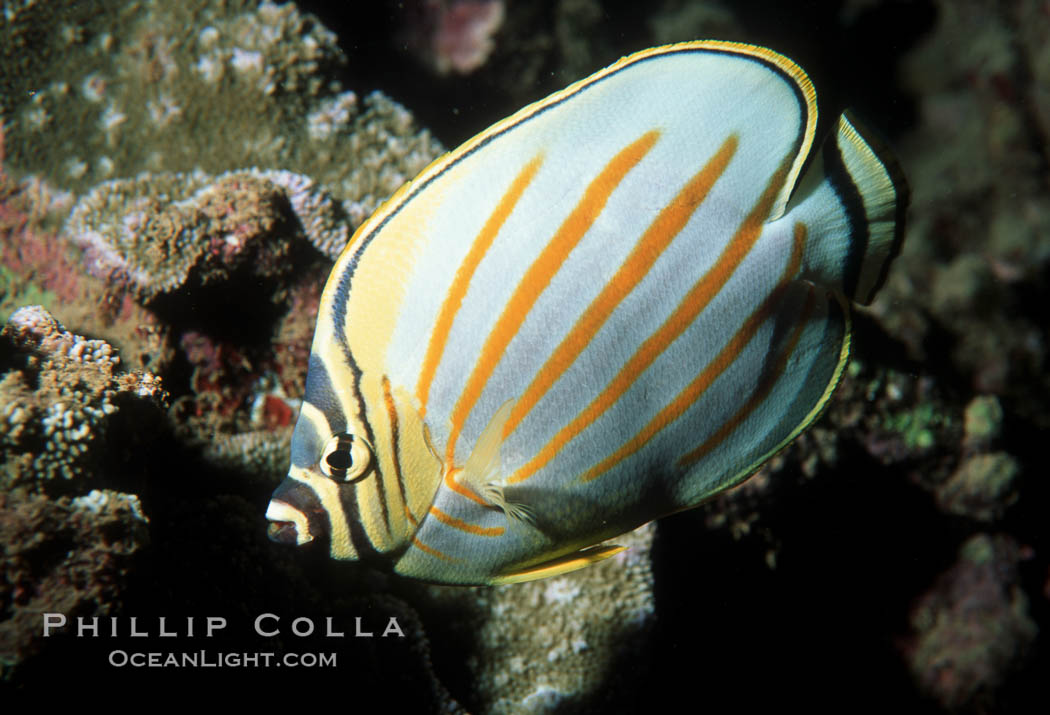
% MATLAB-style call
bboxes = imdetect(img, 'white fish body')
[265,41,906,585]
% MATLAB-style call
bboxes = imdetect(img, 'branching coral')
[0,305,165,488]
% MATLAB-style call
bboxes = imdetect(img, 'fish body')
[266,41,906,585]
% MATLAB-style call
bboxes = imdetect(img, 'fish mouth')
[266,520,299,545]
[265,500,314,546]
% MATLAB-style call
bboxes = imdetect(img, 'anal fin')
[490,544,627,585]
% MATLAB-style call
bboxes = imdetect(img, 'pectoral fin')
[462,399,535,525]
[490,544,628,585]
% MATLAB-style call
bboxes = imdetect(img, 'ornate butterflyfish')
[265,40,906,585]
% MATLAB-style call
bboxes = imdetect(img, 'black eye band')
[319,433,373,483]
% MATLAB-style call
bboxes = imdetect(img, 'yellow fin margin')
[490,544,627,585]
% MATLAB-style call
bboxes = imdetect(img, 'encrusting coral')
[0,0,442,215]
[65,169,350,300]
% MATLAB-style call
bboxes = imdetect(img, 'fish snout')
[265,499,314,546]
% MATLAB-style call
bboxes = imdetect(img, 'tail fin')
[789,112,908,305]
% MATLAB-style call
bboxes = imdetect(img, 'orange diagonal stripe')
[412,535,452,561]
[580,222,807,482]
[677,280,817,468]
[443,129,661,468]
[416,154,544,415]
[429,505,505,536]
[508,153,795,485]
[504,134,739,438]
[441,465,488,507]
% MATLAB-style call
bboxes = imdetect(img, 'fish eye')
[319,433,373,482]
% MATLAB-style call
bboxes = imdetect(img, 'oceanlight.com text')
[108,650,337,668]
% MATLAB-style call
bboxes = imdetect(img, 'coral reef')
[65,168,349,300]
[0,124,79,320]
[201,427,293,484]
[448,524,655,713]
[876,0,1050,409]
[0,305,159,682]
[904,534,1037,711]
[0,124,174,373]
[936,452,1020,523]
[401,0,507,75]
[0,488,150,681]
[0,0,442,222]
[0,306,165,488]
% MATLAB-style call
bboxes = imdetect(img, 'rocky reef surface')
[1,0,1047,712]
